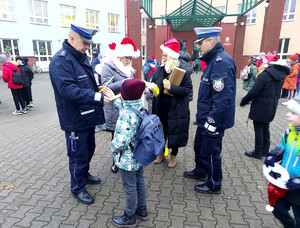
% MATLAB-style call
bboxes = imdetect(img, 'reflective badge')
[213,78,224,92]
[207,117,215,124]
[216,56,222,62]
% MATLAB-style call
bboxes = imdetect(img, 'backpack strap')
[127,107,148,119]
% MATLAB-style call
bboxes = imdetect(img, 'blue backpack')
[142,62,151,75]
[128,107,165,166]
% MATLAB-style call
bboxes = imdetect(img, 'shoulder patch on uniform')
[59,49,66,57]
[213,78,224,92]
[216,56,223,62]
[207,117,215,124]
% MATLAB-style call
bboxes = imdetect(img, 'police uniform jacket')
[49,40,104,132]
[240,64,290,123]
[197,42,236,132]
[152,62,192,148]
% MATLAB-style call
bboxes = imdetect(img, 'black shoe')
[183,170,206,181]
[193,121,198,125]
[245,151,262,160]
[136,207,149,221]
[194,184,221,194]
[112,212,137,227]
[72,191,94,204]
[87,175,101,184]
[111,163,119,173]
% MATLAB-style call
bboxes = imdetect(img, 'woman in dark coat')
[240,60,290,159]
[151,38,192,167]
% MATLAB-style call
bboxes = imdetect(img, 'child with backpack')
[264,95,300,228]
[103,78,148,227]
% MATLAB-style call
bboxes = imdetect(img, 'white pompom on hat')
[287,95,300,116]
[115,38,140,58]
[160,38,180,59]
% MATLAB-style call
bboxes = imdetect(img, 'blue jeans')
[273,197,300,228]
[120,167,147,216]
[194,126,224,191]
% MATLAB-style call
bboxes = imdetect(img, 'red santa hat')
[115,38,140,58]
[160,38,180,59]
[106,42,117,59]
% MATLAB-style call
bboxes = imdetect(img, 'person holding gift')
[264,95,300,228]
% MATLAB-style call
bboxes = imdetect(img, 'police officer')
[49,23,111,204]
[183,27,236,194]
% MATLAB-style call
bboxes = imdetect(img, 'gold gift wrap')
[163,67,186,96]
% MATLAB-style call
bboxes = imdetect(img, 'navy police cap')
[71,23,97,44]
[194,27,222,44]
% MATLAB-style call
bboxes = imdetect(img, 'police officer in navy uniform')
[49,23,112,204]
[183,27,236,194]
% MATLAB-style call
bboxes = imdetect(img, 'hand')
[101,87,115,98]
[286,178,300,191]
[163,79,171,90]
[103,95,112,105]
[264,155,276,167]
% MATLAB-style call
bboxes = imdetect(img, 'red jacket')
[2,62,23,89]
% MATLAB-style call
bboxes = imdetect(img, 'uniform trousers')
[65,128,95,194]
[194,126,224,190]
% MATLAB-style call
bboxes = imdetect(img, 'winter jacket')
[269,125,300,205]
[152,61,192,148]
[18,64,33,87]
[101,59,133,131]
[110,98,143,171]
[240,64,290,123]
[2,62,23,89]
[197,42,236,132]
[242,64,257,91]
[179,51,193,102]
[49,40,104,132]
[91,53,100,73]
[282,62,300,90]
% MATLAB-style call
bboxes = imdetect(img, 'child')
[264,95,300,228]
[103,78,148,227]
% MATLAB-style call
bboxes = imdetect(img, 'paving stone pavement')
[0,72,290,228]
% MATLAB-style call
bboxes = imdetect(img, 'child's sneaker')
[12,110,22,115]
[21,109,27,114]
[112,212,137,227]
[136,207,149,221]
[27,106,33,111]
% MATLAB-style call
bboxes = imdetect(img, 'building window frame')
[32,40,52,62]
[238,4,257,25]
[29,0,48,24]
[141,18,146,34]
[60,4,76,27]
[86,9,99,29]
[283,0,296,21]
[0,0,14,21]
[160,14,166,26]
[0,39,19,60]
[278,38,290,60]
[108,13,119,33]
[141,45,146,64]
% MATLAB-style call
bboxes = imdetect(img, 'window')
[238,4,257,25]
[278,38,290,60]
[108,13,119,32]
[160,14,166,26]
[0,0,14,20]
[141,45,146,63]
[86,9,99,29]
[60,4,76,26]
[215,6,226,22]
[0,39,19,60]
[283,0,296,21]
[32,40,52,62]
[181,40,187,53]
[29,0,48,24]
[141,18,146,34]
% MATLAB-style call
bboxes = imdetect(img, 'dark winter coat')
[91,53,100,73]
[197,42,236,131]
[152,62,192,148]
[49,40,104,132]
[240,64,290,123]
[18,64,33,87]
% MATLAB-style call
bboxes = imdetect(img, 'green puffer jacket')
[242,64,257,91]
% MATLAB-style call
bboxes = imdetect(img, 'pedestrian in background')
[0,54,27,115]
[242,56,257,92]
[184,27,236,194]
[16,56,34,111]
[22,57,34,108]
[49,23,111,205]
[151,38,192,168]
[142,56,156,114]
[264,95,300,228]
[103,79,148,228]
[241,60,290,159]
[101,37,140,173]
